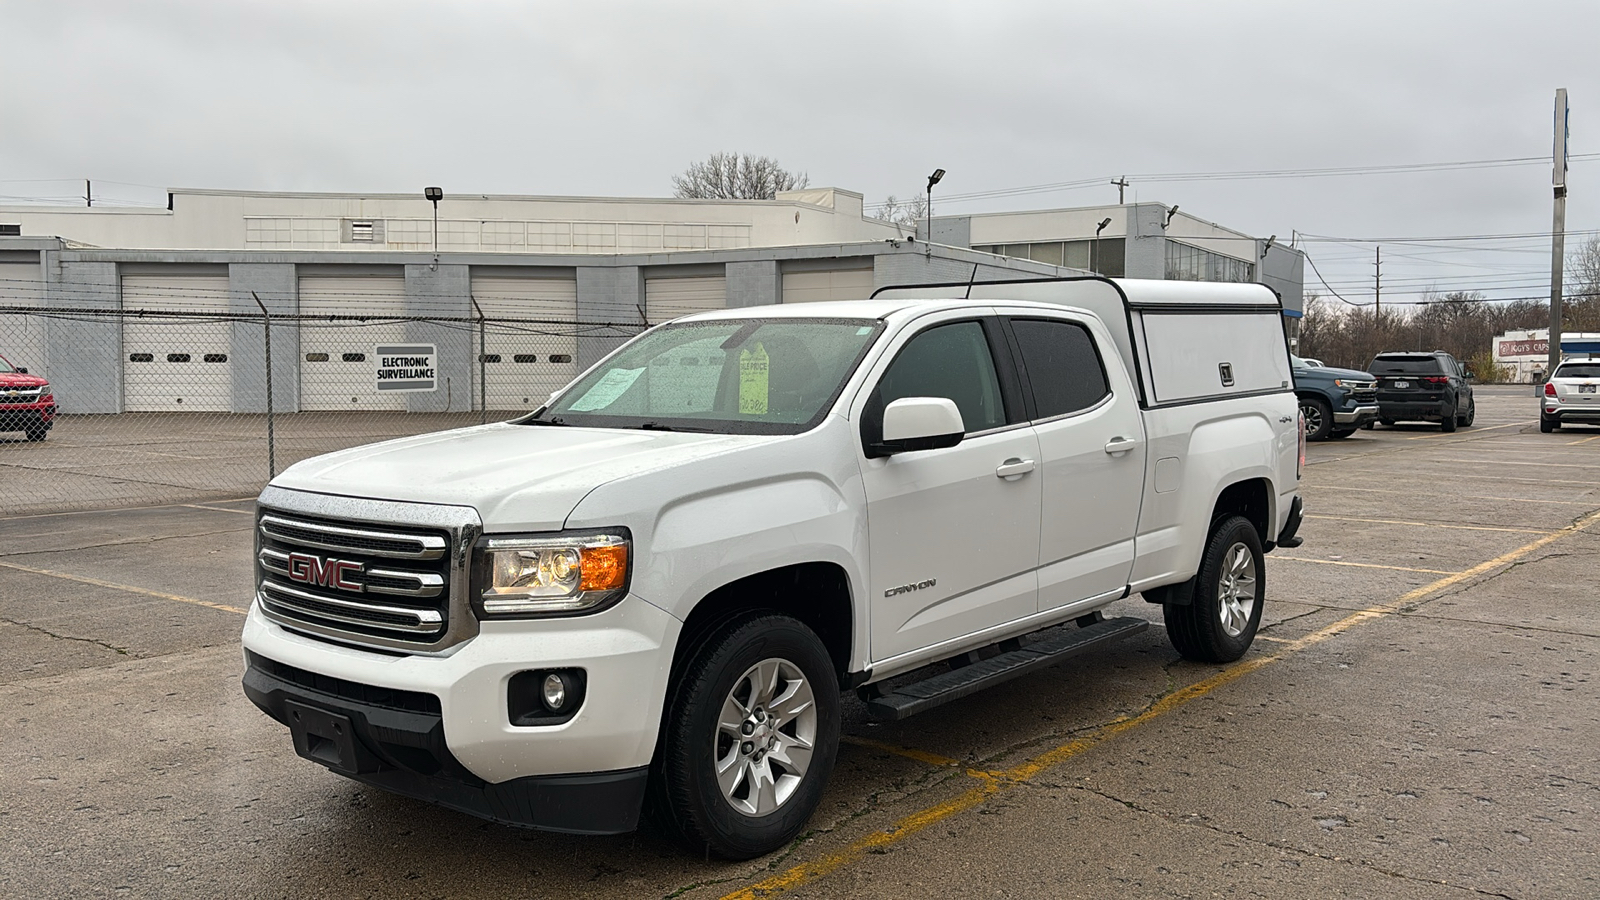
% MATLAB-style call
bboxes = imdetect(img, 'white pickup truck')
[242,277,1305,858]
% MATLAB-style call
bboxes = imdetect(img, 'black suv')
[1369,351,1475,432]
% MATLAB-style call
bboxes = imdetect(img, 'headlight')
[475,530,630,618]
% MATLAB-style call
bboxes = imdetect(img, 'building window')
[974,240,1124,277]
[1165,241,1253,283]
[0,224,20,236]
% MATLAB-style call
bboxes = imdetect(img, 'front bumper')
[0,403,54,431]
[1334,403,1378,425]
[241,592,680,830]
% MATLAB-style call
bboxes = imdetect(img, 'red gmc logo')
[286,552,364,592]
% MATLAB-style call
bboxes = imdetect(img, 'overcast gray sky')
[3,0,1598,307]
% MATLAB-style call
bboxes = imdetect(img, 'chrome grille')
[256,510,453,645]
[1,387,43,402]
[1348,381,1377,402]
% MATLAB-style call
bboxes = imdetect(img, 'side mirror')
[868,397,965,458]
[15,367,26,374]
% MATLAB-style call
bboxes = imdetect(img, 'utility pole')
[1374,246,1382,320]
[85,180,92,208]
[1111,177,1129,204]
[1549,88,1569,379]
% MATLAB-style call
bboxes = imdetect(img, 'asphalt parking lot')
[2,384,1596,899]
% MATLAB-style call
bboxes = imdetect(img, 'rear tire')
[1540,415,1557,433]
[650,614,840,860]
[1460,401,1475,427]
[1300,397,1333,441]
[1440,408,1458,433]
[1328,428,1356,440]
[1379,417,1395,427]
[1164,516,1265,664]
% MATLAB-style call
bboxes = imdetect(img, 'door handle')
[995,458,1036,480]
[1103,437,1139,455]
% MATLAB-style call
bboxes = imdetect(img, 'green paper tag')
[738,343,769,415]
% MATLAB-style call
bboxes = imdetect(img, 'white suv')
[1541,357,1600,432]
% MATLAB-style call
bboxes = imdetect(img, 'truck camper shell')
[872,276,1292,410]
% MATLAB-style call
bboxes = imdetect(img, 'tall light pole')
[925,168,945,242]
[1549,88,1569,379]
[424,186,444,257]
[1093,217,1112,274]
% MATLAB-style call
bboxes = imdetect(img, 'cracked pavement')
[2,385,1597,899]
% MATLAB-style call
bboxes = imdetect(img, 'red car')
[0,354,54,441]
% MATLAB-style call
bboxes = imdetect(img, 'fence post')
[471,295,486,425]
[251,291,276,479]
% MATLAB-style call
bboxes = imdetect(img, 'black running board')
[864,616,1150,722]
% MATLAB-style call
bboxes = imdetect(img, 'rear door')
[857,314,1042,663]
[1001,312,1146,613]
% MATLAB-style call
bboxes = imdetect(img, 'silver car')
[1541,358,1600,432]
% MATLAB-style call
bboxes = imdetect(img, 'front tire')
[25,424,49,442]
[652,614,840,859]
[1164,516,1265,663]
[1300,397,1333,441]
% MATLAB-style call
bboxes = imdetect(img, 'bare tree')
[1566,235,1600,332]
[872,193,927,231]
[671,152,809,200]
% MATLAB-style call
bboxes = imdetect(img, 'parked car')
[241,278,1304,858]
[1291,355,1377,440]
[0,354,54,442]
[1540,357,1600,432]
[1369,351,1475,432]
[1300,357,1326,367]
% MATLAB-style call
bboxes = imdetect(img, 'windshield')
[0,356,13,374]
[1555,363,1600,379]
[530,318,883,434]
[1370,355,1443,375]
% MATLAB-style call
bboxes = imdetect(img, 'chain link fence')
[0,303,643,516]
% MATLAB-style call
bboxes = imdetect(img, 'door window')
[869,321,1008,437]
[1009,318,1110,419]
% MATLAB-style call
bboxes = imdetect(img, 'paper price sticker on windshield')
[569,366,644,411]
[739,343,769,415]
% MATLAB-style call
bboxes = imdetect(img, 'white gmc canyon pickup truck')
[242,277,1305,858]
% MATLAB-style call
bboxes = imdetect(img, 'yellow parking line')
[0,561,247,615]
[1435,457,1600,470]
[1306,485,1595,506]
[840,736,966,770]
[1274,557,1459,575]
[1304,514,1554,535]
[1567,434,1600,445]
[1405,422,1523,440]
[718,508,1600,900]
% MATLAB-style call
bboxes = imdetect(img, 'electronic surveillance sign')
[375,344,438,392]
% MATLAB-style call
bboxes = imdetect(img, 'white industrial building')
[0,187,1303,416]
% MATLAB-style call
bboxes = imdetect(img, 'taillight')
[1423,376,1449,384]
[1296,409,1306,479]
[1545,382,1557,397]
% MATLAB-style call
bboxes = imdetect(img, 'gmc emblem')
[286,551,364,592]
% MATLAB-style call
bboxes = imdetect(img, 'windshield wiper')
[522,415,570,426]
[635,421,712,432]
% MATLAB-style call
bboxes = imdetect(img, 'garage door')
[781,267,874,303]
[122,274,234,412]
[469,275,580,411]
[299,275,408,410]
[645,275,726,322]
[0,262,48,380]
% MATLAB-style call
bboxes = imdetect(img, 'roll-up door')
[468,274,580,411]
[645,275,726,321]
[780,268,874,303]
[0,262,48,380]
[298,274,408,410]
[121,273,234,412]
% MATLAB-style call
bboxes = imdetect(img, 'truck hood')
[1296,365,1373,384]
[0,372,48,389]
[271,423,771,531]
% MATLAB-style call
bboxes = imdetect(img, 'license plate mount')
[285,700,377,775]
[1581,384,1597,393]
[1394,380,1410,389]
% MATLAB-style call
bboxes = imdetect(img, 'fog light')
[542,673,567,710]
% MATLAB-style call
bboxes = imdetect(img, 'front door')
[859,318,1042,663]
